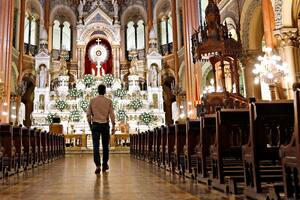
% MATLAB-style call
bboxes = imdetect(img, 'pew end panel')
[243,99,294,199]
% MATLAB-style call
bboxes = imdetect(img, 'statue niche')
[149,64,159,87]
[36,64,49,88]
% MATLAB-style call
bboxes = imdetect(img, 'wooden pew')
[132,134,137,157]
[138,132,142,159]
[140,132,146,160]
[280,83,300,199]
[165,125,175,171]
[143,131,148,161]
[130,134,134,155]
[144,131,152,162]
[184,119,200,178]
[47,132,54,162]
[196,114,216,184]
[0,124,16,176]
[147,130,154,162]
[210,108,249,194]
[243,98,294,199]
[173,123,187,175]
[159,125,167,168]
[36,129,43,165]
[152,128,157,163]
[154,127,161,165]
[53,134,58,159]
[30,128,38,167]
[13,126,24,173]
[22,127,33,169]
[41,131,48,163]
[58,134,64,158]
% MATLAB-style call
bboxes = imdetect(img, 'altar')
[31,22,165,150]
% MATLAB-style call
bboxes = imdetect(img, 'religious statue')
[149,65,158,87]
[129,57,138,75]
[37,65,48,88]
[39,95,45,110]
[60,55,68,76]
[18,102,26,126]
[112,0,119,17]
[77,0,86,18]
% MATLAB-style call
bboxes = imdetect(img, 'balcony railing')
[24,43,38,56]
[160,43,173,56]
[52,49,71,61]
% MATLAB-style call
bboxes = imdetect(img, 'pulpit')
[191,0,246,113]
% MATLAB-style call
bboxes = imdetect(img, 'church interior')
[0,0,300,199]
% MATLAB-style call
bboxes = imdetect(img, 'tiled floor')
[0,154,242,200]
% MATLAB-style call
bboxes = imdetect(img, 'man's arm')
[109,101,116,133]
[86,101,92,124]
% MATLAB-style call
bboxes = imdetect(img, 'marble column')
[77,44,85,78]
[182,0,200,118]
[171,0,179,84]
[240,50,262,99]
[275,28,299,99]
[16,0,26,124]
[17,0,25,82]
[134,23,138,50]
[0,0,15,122]
[112,45,121,79]
[262,0,277,48]
[59,23,64,50]
[44,0,50,33]
[147,0,153,51]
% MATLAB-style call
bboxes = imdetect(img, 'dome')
[149,28,156,39]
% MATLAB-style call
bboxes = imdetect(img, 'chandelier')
[252,47,288,100]
[253,48,288,85]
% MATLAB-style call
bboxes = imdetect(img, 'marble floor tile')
[0,154,244,200]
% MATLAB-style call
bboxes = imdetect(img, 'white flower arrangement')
[129,99,143,111]
[112,99,119,109]
[116,109,128,122]
[83,74,95,87]
[46,113,58,124]
[55,100,68,111]
[139,112,154,125]
[102,74,114,87]
[69,110,82,122]
[69,88,82,98]
[114,88,127,99]
[79,99,89,111]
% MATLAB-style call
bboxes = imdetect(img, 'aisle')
[0,154,233,200]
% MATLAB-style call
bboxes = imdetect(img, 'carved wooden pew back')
[0,124,16,176]
[210,109,249,194]
[13,126,23,172]
[184,119,200,178]
[280,84,300,199]
[165,125,175,171]
[160,125,167,168]
[174,123,187,175]
[197,114,216,184]
[243,98,294,199]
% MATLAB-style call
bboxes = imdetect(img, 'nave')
[0,154,236,200]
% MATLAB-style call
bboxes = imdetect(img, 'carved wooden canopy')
[192,0,242,62]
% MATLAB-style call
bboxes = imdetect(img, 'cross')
[96,38,101,45]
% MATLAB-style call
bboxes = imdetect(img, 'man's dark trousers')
[91,122,110,167]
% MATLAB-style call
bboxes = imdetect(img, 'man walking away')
[87,84,115,174]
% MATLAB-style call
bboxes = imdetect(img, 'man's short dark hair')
[98,84,106,95]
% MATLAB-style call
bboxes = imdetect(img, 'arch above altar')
[76,7,121,78]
